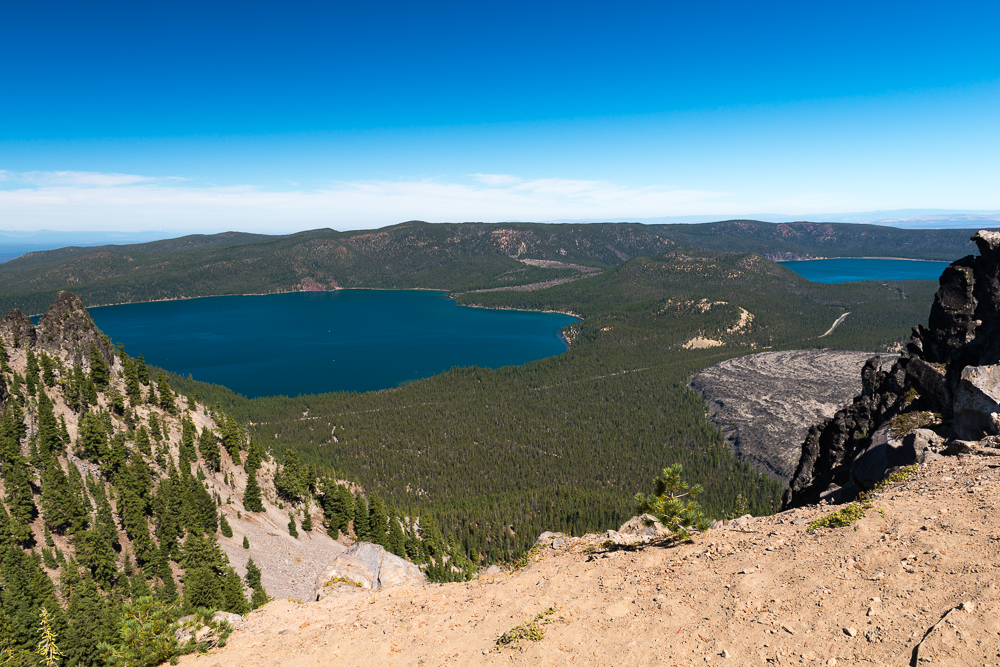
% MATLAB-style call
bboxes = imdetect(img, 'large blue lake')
[778,258,949,283]
[89,290,577,398]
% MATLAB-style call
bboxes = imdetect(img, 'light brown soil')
[179,456,1000,667]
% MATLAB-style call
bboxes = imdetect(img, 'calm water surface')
[779,257,949,283]
[89,290,577,397]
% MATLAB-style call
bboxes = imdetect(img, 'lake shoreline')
[87,289,579,397]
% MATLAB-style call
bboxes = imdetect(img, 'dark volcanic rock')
[35,291,114,367]
[785,231,1000,508]
[0,290,113,370]
[691,350,894,483]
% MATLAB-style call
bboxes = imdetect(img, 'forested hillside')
[0,220,979,315]
[0,293,462,667]
[163,249,939,562]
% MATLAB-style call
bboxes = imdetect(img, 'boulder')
[535,531,568,546]
[850,424,920,491]
[313,542,425,600]
[953,365,1000,439]
[618,514,670,538]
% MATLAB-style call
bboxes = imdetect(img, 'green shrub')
[633,464,710,541]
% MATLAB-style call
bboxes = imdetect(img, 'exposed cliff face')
[784,231,1000,508]
[0,290,114,371]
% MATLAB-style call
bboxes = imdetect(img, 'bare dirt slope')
[692,350,897,482]
[180,455,1000,667]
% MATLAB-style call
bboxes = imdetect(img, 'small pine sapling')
[242,535,249,549]
[633,464,710,541]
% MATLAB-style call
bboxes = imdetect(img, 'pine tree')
[75,412,108,462]
[301,507,313,532]
[40,456,87,535]
[219,415,244,465]
[124,357,141,404]
[244,558,268,610]
[156,372,177,415]
[182,566,223,611]
[99,596,179,667]
[220,567,249,615]
[242,468,264,512]
[39,352,56,387]
[36,389,61,458]
[219,513,233,538]
[354,494,370,541]
[387,516,406,558]
[287,512,298,538]
[134,426,152,456]
[197,427,221,471]
[88,342,109,390]
[244,558,262,590]
[179,418,197,468]
[242,535,249,549]
[147,413,162,442]
[63,573,116,667]
[367,492,388,547]
[274,448,303,502]
[633,464,711,541]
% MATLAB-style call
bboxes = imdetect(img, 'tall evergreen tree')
[63,573,116,667]
[134,426,151,457]
[40,456,87,535]
[354,494,370,541]
[156,372,177,415]
[36,389,61,458]
[274,448,302,502]
[88,342,109,390]
[197,427,221,472]
[367,492,388,547]
[75,412,108,462]
[242,468,264,512]
[124,358,141,404]
[39,352,56,387]
[220,567,249,615]
[387,515,406,558]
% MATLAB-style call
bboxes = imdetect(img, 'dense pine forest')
[164,249,940,562]
[0,293,468,667]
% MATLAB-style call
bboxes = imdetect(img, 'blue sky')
[1,1,999,232]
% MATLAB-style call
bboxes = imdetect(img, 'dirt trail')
[820,312,851,337]
[180,456,1000,667]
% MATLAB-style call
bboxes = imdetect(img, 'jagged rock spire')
[0,291,114,368]
[784,231,1000,509]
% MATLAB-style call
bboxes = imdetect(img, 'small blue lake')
[779,258,949,283]
[89,290,577,398]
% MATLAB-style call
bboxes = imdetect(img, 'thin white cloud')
[472,173,523,186]
[0,169,744,232]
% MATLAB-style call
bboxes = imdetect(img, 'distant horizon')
[3,210,1000,244]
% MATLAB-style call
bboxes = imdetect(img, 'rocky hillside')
[786,230,1000,508]
[0,292,459,666]
[177,454,1000,666]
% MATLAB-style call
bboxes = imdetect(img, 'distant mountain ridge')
[0,220,991,315]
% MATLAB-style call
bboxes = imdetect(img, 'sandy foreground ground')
[179,456,1000,667]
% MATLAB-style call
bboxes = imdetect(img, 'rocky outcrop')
[313,543,426,600]
[0,291,114,370]
[35,291,115,368]
[785,231,1000,508]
